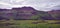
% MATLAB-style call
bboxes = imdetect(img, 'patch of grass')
[0,20,60,28]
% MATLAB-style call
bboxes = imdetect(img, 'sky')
[0,0,60,11]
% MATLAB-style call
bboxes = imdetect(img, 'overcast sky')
[0,0,60,11]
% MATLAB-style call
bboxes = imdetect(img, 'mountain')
[12,7,52,20]
[0,9,12,20]
[12,7,38,20]
[0,7,60,20]
[48,10,60,20]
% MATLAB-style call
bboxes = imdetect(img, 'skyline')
[0,0,60,11]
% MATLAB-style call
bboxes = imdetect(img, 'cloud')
[22,0,60,11]
[0,1,11,5]
[0,0,60,11]
[0,1,12,9]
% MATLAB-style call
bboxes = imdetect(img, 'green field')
[0,20,60,28]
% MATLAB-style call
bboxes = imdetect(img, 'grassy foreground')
[0,20,60,28]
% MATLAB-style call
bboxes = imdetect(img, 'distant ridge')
[0,6,60,20]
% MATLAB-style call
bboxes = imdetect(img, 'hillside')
[0,7,60,20]
[48,10,60,20]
